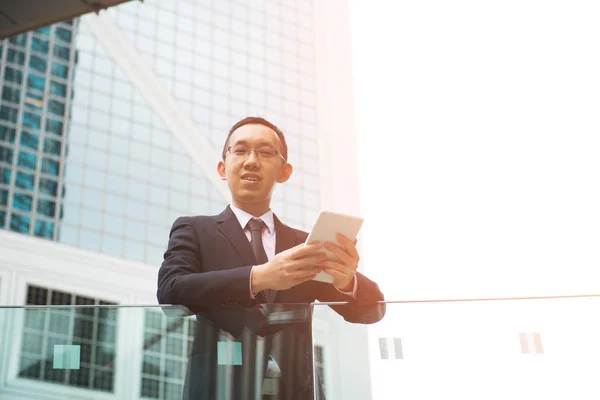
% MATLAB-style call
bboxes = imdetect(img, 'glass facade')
[0,22,75,240]
[0,0,321,266]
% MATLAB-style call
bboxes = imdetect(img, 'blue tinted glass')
[29,55,47,73]
[34,219,55,238]
[46,118,64,136]
[23,111,41,130]
[0,106,19,123]
[0,210,5,228]
[0,126,17,143]
[31,37,49,53]
[50,81,67,97]
[35,26,51,36]
[13,192,33,212]
[56,27,72,43]
[5,67,23,84]
[10,213,31,233]
[15,171,34,190]
[7,48,25,64]
[37,198,56,217]
[51,62,69,79]
[20,131,40,150]
[2,86,21,103]
[18,151,37,171]
[0,167,11,185]
[24,93,43,111]
[27,73,46,92]
[53,45,70,61]
[0,144,14,164]
[48,99,65,116]
[0,188,7,206]
[8,35,27,46]
[41,158,60,176]
[39,178,58,196]
[43,137,62,156]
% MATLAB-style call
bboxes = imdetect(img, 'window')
[314,345,326,399]
[379,337,403,360]
[19,285,118,391]
[519,332,544,355]
[140,310,195,400]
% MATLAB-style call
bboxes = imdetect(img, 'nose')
[243,150,260,166]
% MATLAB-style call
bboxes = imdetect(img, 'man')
[157,117,385,399]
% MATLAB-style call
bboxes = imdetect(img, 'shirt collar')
[230,204,275,235]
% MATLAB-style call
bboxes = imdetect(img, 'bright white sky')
[349,0,600,301]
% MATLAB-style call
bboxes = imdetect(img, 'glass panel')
[39,177,58,197]
[46,118,64,136]
[43,137,62,156]
[0,166,12,185]
[7,48,26,64]
[12,192,33,211]
[0,143,14,164]
[10,212,31,233]
[313,298,600,399]
[50,80,67,97]
[2,86,21,103]
[17,151,37,171]
[20,131,39,150]
[29,54,48,73]
[27,73,46,92]
[0,105,19,123]
[0,125,17,143]
[15,171,35,190]
[51,61,69,79]
[5,66,24,84]
[53,44,71,61]
[23,111,42,130]
[55,26,73,43]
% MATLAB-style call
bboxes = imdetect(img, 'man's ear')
[217,160,227,180]
[277,163,293,183]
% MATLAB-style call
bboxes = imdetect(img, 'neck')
[232,200,271,217]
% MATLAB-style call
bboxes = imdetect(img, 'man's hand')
[320,234,360,291]
[252,243,327,292]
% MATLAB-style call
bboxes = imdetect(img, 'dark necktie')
[247,218,276,303]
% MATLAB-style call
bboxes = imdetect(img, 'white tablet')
[305,211,364,283]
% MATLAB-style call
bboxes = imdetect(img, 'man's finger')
[319,260,352,274]
[292,273,318,286]
[291,254,327,269]
[324,242,356,267]
[336,233,360,261]
[290,242,323,259]
[321,267,346,283]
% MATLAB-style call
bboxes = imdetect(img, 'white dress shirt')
[229,205,356,298]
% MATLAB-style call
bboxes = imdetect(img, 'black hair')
[222,116,288,161]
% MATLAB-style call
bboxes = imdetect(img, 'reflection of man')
[157,117,385,399]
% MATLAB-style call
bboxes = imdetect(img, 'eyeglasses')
[226,145,286,162]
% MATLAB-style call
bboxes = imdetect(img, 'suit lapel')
[274,214,297,254]
[216,206,257,266]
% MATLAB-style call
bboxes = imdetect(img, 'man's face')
[218,124,292,212]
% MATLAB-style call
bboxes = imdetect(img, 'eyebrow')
[231,139,277,148]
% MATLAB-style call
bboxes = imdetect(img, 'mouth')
[241,173,261,183]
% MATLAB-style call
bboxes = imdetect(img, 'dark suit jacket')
[157,206,385,399]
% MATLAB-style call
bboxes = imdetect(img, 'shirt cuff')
[249,265,257,299]
[335,275,358,298]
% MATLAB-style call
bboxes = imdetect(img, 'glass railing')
[314,295,600,400]
[1,296,599,399]
[0,303,317,400]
